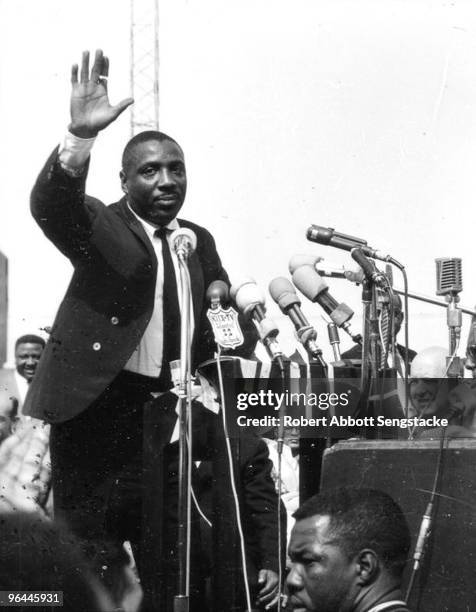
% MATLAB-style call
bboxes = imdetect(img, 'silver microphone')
[435,258,462,296]
[171,228,197,259]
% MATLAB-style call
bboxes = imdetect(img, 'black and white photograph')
[1,1,476,611]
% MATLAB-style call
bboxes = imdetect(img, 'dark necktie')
[154,227,181,383]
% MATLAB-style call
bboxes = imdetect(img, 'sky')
[1,0,476,365]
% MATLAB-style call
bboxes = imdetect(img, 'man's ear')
[120,170,128,195]
[355,549,379,585]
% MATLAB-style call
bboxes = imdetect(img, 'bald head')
[121,131,183,174]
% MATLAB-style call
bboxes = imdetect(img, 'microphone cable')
[215,346,253,612]
[405,426,449,604]
[274,354,289,612]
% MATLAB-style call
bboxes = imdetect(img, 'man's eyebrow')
[139,158,185,168]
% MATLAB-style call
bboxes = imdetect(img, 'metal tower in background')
[0,251,8,366]
[130,0,160,135]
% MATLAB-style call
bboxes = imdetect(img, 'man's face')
[287,515,357,612]
[15,342,44,382]
[284,425,300,452]
[409,379,439,414]
[120,139,187,227]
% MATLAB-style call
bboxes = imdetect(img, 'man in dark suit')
[24,49,261,610]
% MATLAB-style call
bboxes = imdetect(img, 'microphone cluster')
[207,222,470,381]
[223,223,405,364]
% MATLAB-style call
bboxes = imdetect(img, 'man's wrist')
[68,123,99,139]
[59,129,96,175]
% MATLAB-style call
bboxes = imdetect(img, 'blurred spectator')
[0,334,45,433]
[0,512,121,612]
[409,346,456,420]
[0,419,51,515]
[263,425,300,559]
[409,346,476,438]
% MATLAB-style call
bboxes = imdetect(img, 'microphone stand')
[299,336,329,502]
[360,279,373,401]
[392,288,470,378]
[359,278,384,425]
[445,292,464,378]
[175,253,194,612]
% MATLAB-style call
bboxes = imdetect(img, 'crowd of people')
[1,47,476,612]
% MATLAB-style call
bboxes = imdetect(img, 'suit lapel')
[116,197,157,264]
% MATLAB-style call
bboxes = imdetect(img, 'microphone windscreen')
[292,265,328,302]
[230,278,265,314]
[269,277,300,312]
[206,280,229,304]
[230,277,255,302]
[288,253,323,274]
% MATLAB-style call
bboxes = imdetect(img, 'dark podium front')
[320,439,476,612]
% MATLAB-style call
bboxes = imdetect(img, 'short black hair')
[0,512,109,611]
[121,130,183,173]
[15,334,45,350]
[293,487,411,577]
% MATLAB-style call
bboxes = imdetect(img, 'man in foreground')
[23,49,272,610]
[287,487,412,612]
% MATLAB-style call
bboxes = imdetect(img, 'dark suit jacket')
[24,149,235,423]
[156,393,286,576]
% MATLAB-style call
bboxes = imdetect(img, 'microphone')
[206,280,229,309]
[288,254,364,284]
[268,277,322,359]
[435,258,463,296]
[288,253,324,272]
[316,266,365,284]
[306,225,399,265]
[350,248,388,288]
[230,278,284,361]
[206,280,244,349]
[171,228,197,259]
[291,265,362,344]
[435,258,464,376]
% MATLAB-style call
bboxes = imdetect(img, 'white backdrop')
[1,0,476,365]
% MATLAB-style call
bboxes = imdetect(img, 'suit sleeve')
[30,147,101,263]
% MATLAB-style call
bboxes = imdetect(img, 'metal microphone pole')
[435,258,464,378]
[175,250,194,612]
[360,279,373,398]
